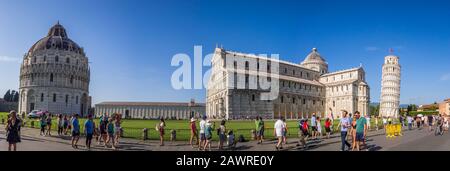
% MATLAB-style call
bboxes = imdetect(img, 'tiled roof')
[96,101,205,107]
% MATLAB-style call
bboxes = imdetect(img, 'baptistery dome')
[18,22,91,116]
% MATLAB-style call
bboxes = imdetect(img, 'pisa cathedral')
[206,47,370,120]
[18,22,91,116]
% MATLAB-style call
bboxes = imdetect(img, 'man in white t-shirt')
[199,115,207,150]
[407,115,413,130]
[274,116,285,150]
[365,114,371,131]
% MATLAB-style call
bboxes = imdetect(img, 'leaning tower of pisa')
[379,53,401,118]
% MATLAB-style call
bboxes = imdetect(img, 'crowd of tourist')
[2,109,449,151]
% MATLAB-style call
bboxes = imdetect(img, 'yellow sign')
[385,124,402,138]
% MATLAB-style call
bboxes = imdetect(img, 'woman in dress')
[158,118,166,146]
[6,111,21,151]
[316,117,322,139]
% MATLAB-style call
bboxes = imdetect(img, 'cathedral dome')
[301,48,328,74]
[303,48,326,64]
[27,22,84,55]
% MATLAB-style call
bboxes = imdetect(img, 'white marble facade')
[18,23,91,116]
[379,54,401,118]
[94,100,205,120]
[206,47,370,120]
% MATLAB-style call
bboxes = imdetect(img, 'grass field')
[0,112,383,141]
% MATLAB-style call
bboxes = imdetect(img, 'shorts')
[100,127,107,134]
[72,130,80,137]
[86,133,93,140]
[256,130,263,137]
[200,133,206,140]
[311,126,317,131]
[219,134,226,142]
[276,130,283,137]
[206,134,212,140]
[325,127,331,133]
[355,132,364,141]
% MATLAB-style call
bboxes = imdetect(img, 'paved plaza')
[1,125,449,151]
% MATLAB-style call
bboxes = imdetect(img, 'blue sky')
[0,0,449,105]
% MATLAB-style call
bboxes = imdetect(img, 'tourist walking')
[260,117,265,141]
[296,119,308,148]
[354,111,367,151]
[6,111,21,151]
[316,117,322,138]
[382,117,387,129]
[84,115,95,150]
[350,114,357,150]
[218,120,226,150]
[255,116,264,144]
[337,111,351,151]
[416,116,422,129]
[189,117,198,147]
[399,115,404,127]
[366,115,371,131]
[114,114,122,147]
[157,118,166,146]
[98,113,109,146]
[407,115,413,130]
[57,114,64,136]
[310,113,317,139]
[40,114,47,136]
[199,115,207,151]
[71,114,80,149]
[203,120,214,151]
[374,116,379,131]
[428,115,434,131]
[274,116,285,150]
[46,114,52,136]
[63,115,69,135]
[282,118,288,144]
[325,118,331,139]
[106,118,116,149]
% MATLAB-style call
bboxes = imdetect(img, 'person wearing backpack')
[203,120,214,151]
[296,119,307,148]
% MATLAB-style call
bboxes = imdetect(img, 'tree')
[10,90,16,102]
[3,90,11,102]
[13,91,19,102]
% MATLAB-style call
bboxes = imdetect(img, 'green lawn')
[0,112,383,141]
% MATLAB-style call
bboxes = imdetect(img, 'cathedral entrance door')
[30,103,35,112]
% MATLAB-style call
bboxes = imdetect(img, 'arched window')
[70,75,74,84]
[65,95,69,103]
[50,73,54,82]
[55,56,59,62]
[43,56,46,62]
[252,94,255,101]
[245,61,249,69]
[40,93,44,102]
[53,94,56,102]
[281,96,284,103]
[66,58,70,64]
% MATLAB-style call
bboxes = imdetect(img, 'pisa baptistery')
[379,53,401,118]
[18,22,91,116]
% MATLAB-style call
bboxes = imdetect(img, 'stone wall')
[0,102,18,112]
